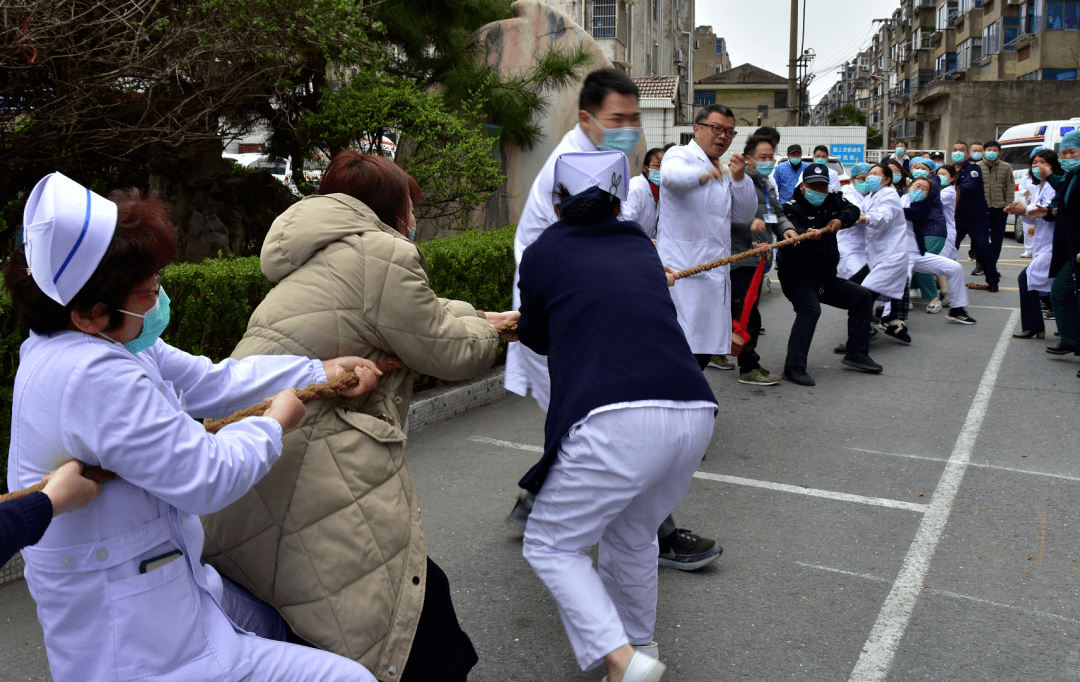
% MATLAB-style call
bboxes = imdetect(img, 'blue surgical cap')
[850,162,872,176]
[1062,131,1080,150]
[910,158,936,171]
[1030,145,1045,158]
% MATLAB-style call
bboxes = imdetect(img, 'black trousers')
[402,557,479,682]
[958,220,1000,286]
[779,272,874,373]
[988,207,1009,261]
[729,266,764,373]
[1018,266,1048,334]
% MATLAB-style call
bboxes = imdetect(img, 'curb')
[0,369,511,586]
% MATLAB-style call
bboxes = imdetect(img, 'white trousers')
[235,633,375,682]
[909,251,969,309]
[523,403,715,671]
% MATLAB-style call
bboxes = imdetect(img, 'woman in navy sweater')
[1,460,102,566]
[516,151,717,682]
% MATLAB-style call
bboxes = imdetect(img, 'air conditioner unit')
[694,40,700,49]
[674,49,684,64]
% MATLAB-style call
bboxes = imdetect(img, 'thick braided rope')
[673,227,837,281]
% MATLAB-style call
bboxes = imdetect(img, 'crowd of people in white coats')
[3,66,1079,682]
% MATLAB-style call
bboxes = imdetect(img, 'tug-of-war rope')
[0,230,836,504]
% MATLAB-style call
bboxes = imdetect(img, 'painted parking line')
[691,472,928,513]
[847,309,1020,682]
[797,562,1078,625]
[843,446,1080,483]
[466,435,542,452]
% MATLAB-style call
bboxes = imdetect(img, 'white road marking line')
[466,436,542,452]
[844,447,1080,483]
[798,562,1078,625]
[967,305,1021,311]
[691,472,928,513]
[847,309,1021,682]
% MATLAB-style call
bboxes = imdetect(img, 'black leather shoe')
[842,353,884,373]
[783,369,815,386]
[1046,343,1080,355]
[986,283,999,293]
[1012,331,1045,339]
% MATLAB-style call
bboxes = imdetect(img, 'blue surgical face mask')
[909,189,927,203]
[892,173,902,184]
[1033,165,1046,180]
[648,168,661,185]
[1061,157,1080,173]
[804,188,827,206]
[814,157,828,165]
[985,151,999,162]
[588,113,642,158]
[789,157,802,167]
[912,169,929,179]
[952,151,966,163]
[855,179,869,195]
[864,176,883,193]
[755,161,775,177]
[971,152,984,161]
[895,146,906,157]
[939,175,949,187]
[101,287,171,354]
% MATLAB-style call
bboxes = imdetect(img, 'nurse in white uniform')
[838,162,870,280]
[7,174,378,682]
[622,147,664,238]
[656,104,758,367]
[855,164,912,339]
[1007,149,1059,337]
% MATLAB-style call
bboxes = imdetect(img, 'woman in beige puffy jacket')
[202,152,518,682]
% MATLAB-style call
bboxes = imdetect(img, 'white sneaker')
[634,642,659,659]
[1021,251,1032,258]
[926,298,942,314]
[601,650,667,682]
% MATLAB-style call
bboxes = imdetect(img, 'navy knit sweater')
[516,216,717,494]
[1,492,53,567]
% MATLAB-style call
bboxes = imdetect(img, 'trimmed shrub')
[0,227,516,492]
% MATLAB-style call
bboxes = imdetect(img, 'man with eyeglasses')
[656,104,758,372]
[504,68,722,574]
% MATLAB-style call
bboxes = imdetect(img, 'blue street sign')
[830,144,865,164]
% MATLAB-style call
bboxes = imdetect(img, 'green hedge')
[0,225,516,492]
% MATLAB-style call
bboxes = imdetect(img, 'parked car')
[222,152,301,196]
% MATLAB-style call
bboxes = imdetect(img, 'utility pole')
[787,0,799,125]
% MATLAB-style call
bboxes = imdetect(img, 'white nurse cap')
[23,172,118,305]
[552,151,630,202]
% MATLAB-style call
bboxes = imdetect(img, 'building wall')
[693,26,731,82]
[694,87,788,128]
[914,80,1080,148]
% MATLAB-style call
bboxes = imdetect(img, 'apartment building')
[812,0,1080,148]
[693,26,732,82]
[546,0,696,121]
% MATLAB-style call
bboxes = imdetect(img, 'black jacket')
[779,189,862,282]
[955,161,990,226]
[1048,171,1080,280]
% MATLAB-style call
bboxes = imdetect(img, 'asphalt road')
[3,240,1078,681]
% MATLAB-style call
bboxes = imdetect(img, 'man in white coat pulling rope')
[656,103,759,370]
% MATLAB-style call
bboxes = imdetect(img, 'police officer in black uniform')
[777,164,884,386]
[952,141,1000,291]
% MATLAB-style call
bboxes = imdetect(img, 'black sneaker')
[833,343,848,354]
[658,529,721,571]
[505,491,534,529]
[842,353,884,373]
[947,308,977,325]
[884,322,912,344]
[783,369,815,386]
[986,284,999,293]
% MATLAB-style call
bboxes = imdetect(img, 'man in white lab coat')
[505,69,721,571]
[656,104,759,369]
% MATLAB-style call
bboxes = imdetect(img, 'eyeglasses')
[696,123,737,138]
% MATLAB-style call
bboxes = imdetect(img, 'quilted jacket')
[201,193,499,681]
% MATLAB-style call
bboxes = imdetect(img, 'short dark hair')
[813,145,829,156]
[555,185,620,225]
[662,142,677,151]
[985,141,1001,151]
[320,151,415,230]
[937,164,957,180]
[695,104,734,124]
[4,189,177,335]
[1031,148,1063,181]
[753,126,780,145]
[643,148,664,171]
[893,139,907,148]
[874,162,895,185]
[579,68,639,114]
[744,135,775,157]
[954,141,968,149]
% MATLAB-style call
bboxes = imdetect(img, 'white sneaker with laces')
[601,650,667,682]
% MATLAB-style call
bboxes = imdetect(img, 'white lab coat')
[10,332,333,682]
[656,140,758,354]
[506,124,598,411]
[939,185,959,260]
[623,174,660,238]
[1026,179,1057,292]
[901,195,969,309]
[860,187,911,299]
[1018,174,1037,252]
[837,185,868,279]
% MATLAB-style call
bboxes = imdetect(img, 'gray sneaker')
[738,367,781,385]
[505,491,534,529]
[707,354,736,370]
[658,529,722,571]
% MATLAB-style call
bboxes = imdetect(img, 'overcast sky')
[695,0,901,106]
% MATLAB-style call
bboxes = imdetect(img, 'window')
[1018,70,1039,80]
[695,90,716,107]
[1047,0,1080,27]
[937,1,959,28]
[592,0,615,38]
[716,39,724,54]
[957,37,983,69]
[653,0,658,21]
[1003,17,1020,48]
[1022,0,1043,33]
[983,20,1001,55]
[1043,67,1078,79]
[1018,45,1031,60]
[774,90,788,108]
[959,0,983,14]
[918,69,934,90]
[758,105,769,119]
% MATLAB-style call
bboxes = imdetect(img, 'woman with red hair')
[202,151,518,681]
